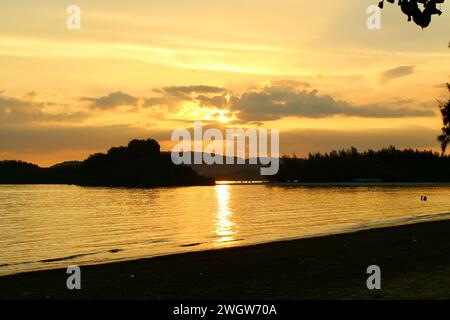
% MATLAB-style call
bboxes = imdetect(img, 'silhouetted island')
[0,139,214,187]
[2,144,450,185]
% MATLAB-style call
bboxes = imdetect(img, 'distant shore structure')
[352,178,383,183]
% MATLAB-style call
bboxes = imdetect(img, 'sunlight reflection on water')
[215,185,235,244]
[0,183,450,275]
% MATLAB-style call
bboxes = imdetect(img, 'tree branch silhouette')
[378,0,446,28]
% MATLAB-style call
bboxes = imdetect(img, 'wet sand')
[2,219,450,300]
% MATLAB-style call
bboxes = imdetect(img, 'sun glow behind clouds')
[204,109,236,123]
[0,0,449,166]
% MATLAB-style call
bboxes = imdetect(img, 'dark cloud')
[196,94,228,108]
[142,81,433,121]
[163,85,227,98]
[143,96,169,107]
[380,65,415,83]
[229,85,433,122]
[144,85,229,109]
[0,94,87,124]
[82,91,140,110]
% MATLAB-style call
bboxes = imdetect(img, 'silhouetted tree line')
[271,146,450,183]
[0,139,214,187]
[0,161,81,184]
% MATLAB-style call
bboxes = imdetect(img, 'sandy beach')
[1,218,450,300]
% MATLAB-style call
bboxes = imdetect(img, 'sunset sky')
[1,0,449,166]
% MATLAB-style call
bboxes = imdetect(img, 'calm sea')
[1,183,450,276]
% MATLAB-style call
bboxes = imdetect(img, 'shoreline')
[2,218,450,299]
[2,211,450,278]
[2,182,450,187]
[222,181,450,187]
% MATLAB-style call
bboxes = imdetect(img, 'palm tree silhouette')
[437,83,450,154]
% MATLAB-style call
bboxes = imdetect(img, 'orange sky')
[0,0,449,166]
